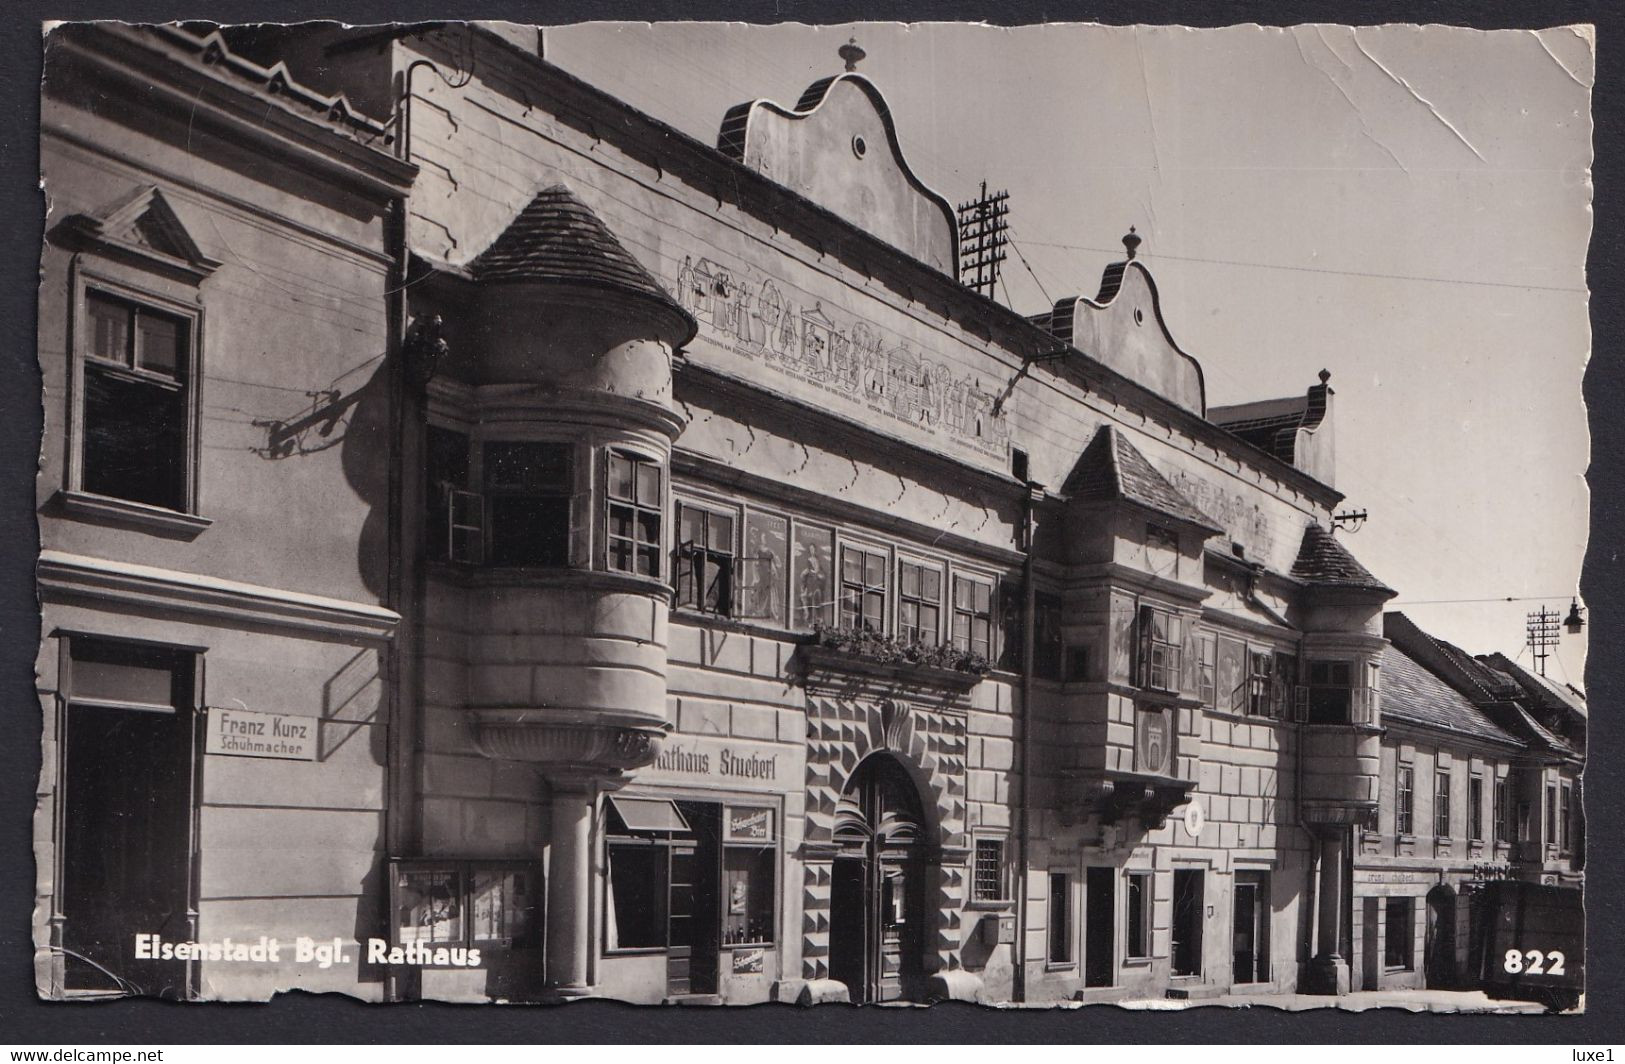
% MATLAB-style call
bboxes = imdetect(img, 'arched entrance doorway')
[1425,885,1458,989]
[828,753,930,1003]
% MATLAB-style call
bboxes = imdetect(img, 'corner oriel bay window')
[427,435,577,567]
[1137,605,1183,692]
[607,450,662,576]
[79,290,195,512]
[1307,661,1354,723]
[485,441,573,567]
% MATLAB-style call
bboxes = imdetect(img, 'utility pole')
[1526,607,1561,677]
[957,181,1009,300]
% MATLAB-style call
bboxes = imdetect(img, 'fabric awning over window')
[607,796,691,834]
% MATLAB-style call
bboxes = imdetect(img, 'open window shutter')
[674,541,697,608]
[448,489,484,564]
[1293,685,1309,722]
[1180,620,1199,696]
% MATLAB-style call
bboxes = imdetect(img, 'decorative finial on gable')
[1319,368,1332,385]
[1122,225,1141,260]
[839,37,866,73]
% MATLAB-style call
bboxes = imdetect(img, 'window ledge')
[1045,961,1077,972]
[1122,957,1153,968]
[966,899,1013,912]
[56,490,211,538]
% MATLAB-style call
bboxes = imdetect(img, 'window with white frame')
[1397,762,1415,836]
[606,450,662,577]
[839,544,888,632]
[1137,605,1183,692]
[952,575,994,660]
[898,559,943,645]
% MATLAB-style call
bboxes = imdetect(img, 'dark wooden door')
[1232,880,1260,983]
[1084,867,1114,987]
[62,701,192,997]
[829,856,866,1000]
[829,754,929,1004]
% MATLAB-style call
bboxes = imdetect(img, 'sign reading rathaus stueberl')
[675,256,1013,464]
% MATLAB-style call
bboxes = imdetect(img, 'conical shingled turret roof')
[1291,524,1393,595]
[1068,425,1222,535]
[470,184,696,344]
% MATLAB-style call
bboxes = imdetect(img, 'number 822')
[1504,949,1566,976]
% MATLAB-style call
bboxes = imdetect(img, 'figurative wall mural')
[675,256,1012,464]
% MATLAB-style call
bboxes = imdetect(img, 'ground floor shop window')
[1385,896,1415,970]
[1171,869,1204,977]
[603,798,778,995]
[392,860,540,953]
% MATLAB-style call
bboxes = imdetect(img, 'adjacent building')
[33,22,1584,1006]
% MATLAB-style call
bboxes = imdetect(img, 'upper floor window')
[1034,591,1065,681]
[952,576,993,660]
[840,545,887,631]
[676,502,735,615]
[1137,605,1183,693]
[1397,762,1415,836]
[898,560,943,645]
[1469,773,1485,842]
[426,434,574,568]
[78,289,195,512]
[1494,778,1510,844]
[487,441,572,568]
[1560,782,1572,853]
[1196,632,1217,708]
[607,450,662,577]
[1434,766,1452,839]
[1307,660,1376,724]
[1545,783,1558,848]
[1246,650,1274,717]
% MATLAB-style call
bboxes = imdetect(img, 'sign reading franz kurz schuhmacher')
[639,735,795,792]
[206,707,318,762]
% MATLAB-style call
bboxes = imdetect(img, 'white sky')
[547,21,1594,686]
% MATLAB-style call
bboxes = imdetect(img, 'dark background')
[2,0,1618,1044]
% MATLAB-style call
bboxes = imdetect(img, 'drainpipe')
[1013,481,1041,1003]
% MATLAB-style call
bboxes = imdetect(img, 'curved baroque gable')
[718,74,957,275]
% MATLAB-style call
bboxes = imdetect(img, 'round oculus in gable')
[851,134,868,159]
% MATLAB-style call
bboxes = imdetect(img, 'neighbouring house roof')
[1384,613,1584,763]
[1480,651,1588,721]
[1067,425,1223,535]
[1381,644,1522,748]
[1290,524,1393,595]
[470,184,697,342]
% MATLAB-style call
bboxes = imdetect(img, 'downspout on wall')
[1013,481,1043,1002]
